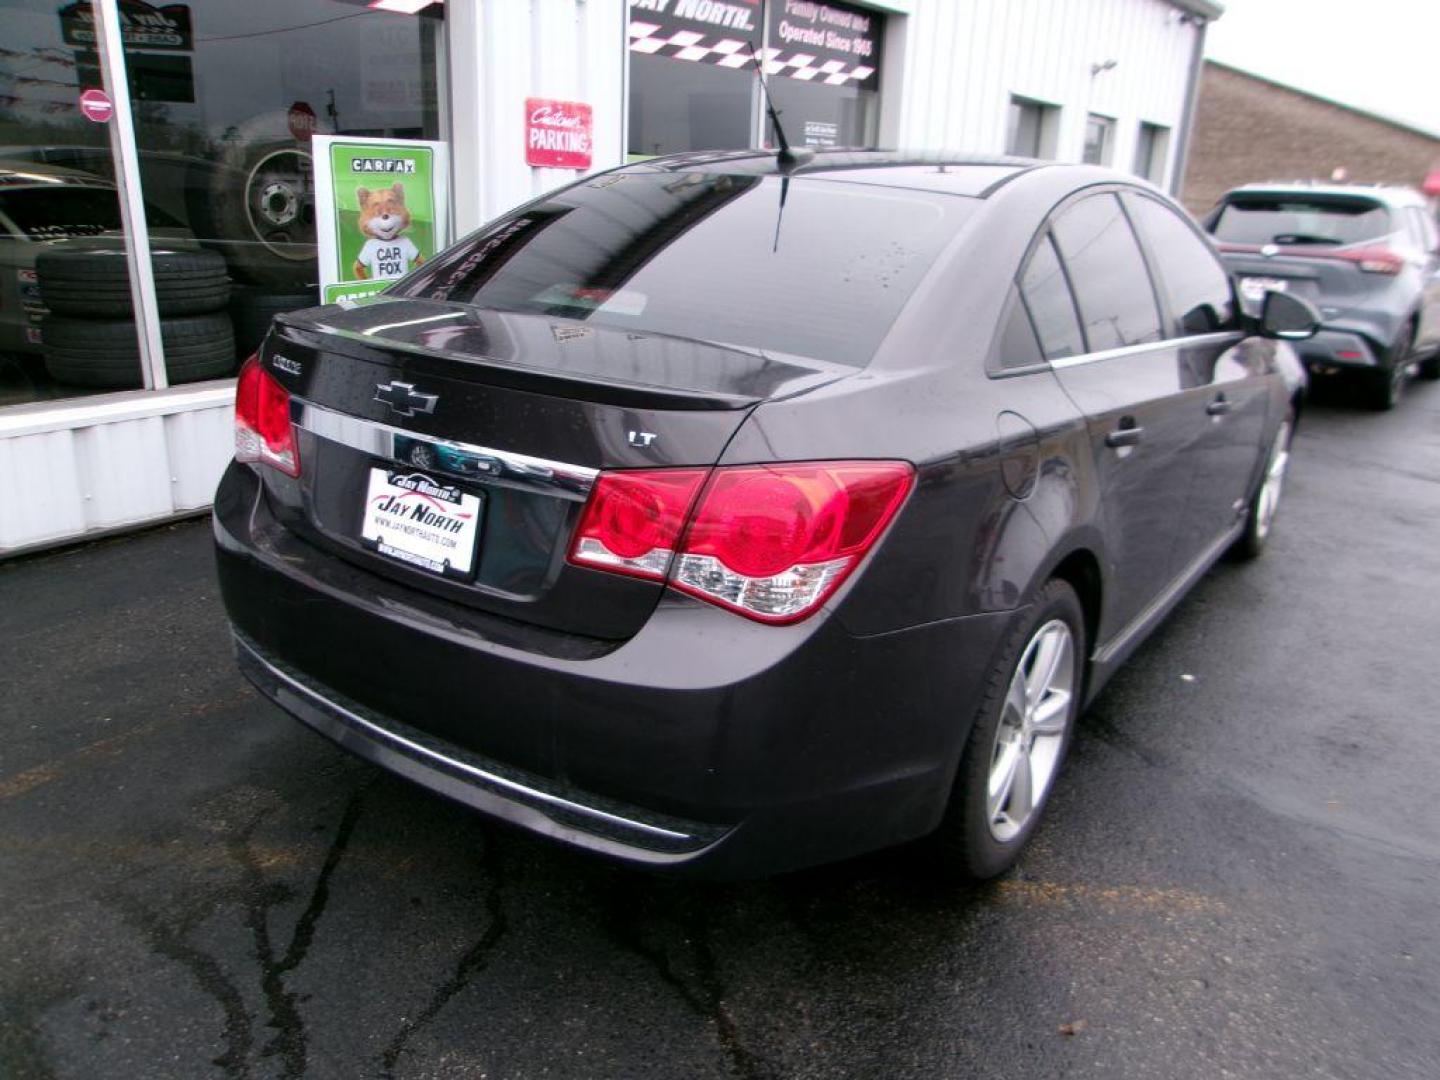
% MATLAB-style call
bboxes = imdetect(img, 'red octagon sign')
[287,101,317,142]
[525,98,593,170]
[79,87,113,124]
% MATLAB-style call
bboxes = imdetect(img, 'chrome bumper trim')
[234,633,721,856]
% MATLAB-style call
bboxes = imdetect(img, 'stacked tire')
[37,248,235,389]
[229,285,317,358]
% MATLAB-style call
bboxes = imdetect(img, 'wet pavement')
[3,378,1439,1079]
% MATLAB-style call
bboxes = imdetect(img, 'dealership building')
[0,0,1219,555]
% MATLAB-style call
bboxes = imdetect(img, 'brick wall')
[1181,61,1440,214]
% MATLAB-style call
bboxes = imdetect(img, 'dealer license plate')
[1240,276,1287,304]
[360,468,482,577]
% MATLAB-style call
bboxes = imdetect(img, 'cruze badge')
[375,381,438,418]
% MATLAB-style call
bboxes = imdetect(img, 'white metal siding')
[894,0,1201,186]
[450,0,626,233]
[0,389,234,555]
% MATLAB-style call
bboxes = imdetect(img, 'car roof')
[1220,181,1425,207]
[0,159,115,189]
[621,149,1059,199]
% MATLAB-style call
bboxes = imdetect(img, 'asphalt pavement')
[3,376,1440,1080]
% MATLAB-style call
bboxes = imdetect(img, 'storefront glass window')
[130,0,445,368]
[0,0,143,406]
[0,0,445,410]
[763,0,881,149]
[626,0,883,159]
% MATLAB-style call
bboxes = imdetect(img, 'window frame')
[987,183,1211,380]
[1006,95,1061,159]
[1132,121,1170,185]
[1082,114,1115,166]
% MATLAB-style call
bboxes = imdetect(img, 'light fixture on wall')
[1090,59,1118,77]
[368,0,440,13]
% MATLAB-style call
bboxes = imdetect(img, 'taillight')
[1342,244,1404,275]
[1219,240,1404,275]
[234,355,299,477]
[569,461,914,623]
[570,469,708,579]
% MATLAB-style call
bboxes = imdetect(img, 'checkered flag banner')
[628,21,876,86]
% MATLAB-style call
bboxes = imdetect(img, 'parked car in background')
[216,151,1315,880]
[1203,182,1440,409]
[1,137,316,289]
[0,161,195,360]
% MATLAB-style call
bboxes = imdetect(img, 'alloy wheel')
[987,619,1075,842]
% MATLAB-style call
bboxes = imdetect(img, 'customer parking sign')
[312,135,450,306]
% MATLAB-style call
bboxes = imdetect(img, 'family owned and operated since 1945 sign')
[312,134,450,306]
[627,0,882,146]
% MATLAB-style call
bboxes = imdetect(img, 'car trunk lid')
[257,298,849,641]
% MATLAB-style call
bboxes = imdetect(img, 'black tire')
[1365,324,1414,411]
[36,248,230,317]
[934,578,1086,881]
[1232,407,1295,561]
[42,313,236,388]
[1418,351,1440,381]
[229,285,316,358]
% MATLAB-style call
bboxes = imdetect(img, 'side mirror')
[1259,290,1320,341]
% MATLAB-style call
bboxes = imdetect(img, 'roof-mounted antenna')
[749,41,814,172]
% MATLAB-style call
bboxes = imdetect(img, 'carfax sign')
[312,134,450,306]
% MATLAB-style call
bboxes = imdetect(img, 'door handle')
[1206,395,1232,416]
[1105,424,1144,448]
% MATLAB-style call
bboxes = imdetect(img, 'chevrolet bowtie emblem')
[374,381,438,418]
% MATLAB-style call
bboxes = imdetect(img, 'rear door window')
[992,289,1044,370]
[1051,193,1163,351]
[1211,195,1391,247]
[393,170,976,368]
[1122,192,1236,336]
[1018,233,1084,360]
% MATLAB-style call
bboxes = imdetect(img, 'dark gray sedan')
[215,151,1314,879]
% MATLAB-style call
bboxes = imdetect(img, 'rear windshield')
[391,170,975,367]
[1211,195,1392,247]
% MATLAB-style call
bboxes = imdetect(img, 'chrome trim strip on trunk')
[1049,331,1244,371]
[290,398,599,500]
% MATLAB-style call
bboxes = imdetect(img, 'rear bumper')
[234,630,731,863]
[1297,328,1383,371]
[214,462,1015,877]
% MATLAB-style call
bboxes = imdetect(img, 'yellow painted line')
[993,879,1229,916]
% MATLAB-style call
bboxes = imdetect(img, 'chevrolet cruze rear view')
[215,151,1314,878]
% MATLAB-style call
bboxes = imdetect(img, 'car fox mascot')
[353,182,424,280]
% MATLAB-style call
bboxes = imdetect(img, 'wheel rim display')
[244,148,316,261]
[987,619,1075,842]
